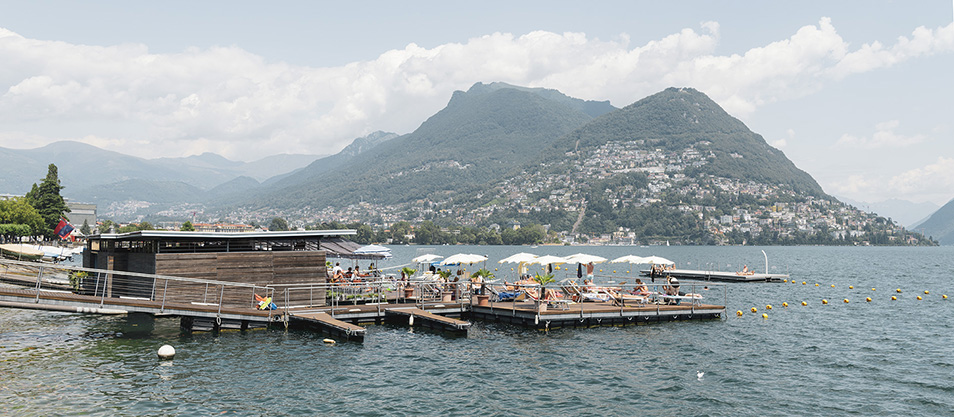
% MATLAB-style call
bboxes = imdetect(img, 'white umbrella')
[498,252,539,264]
[643,255,674,265]
[353,244,392,259]
[527,255,569,265]
[611,255,649,264]
[565,253,607,264]
[412,253,443,263]
[439,253,488,265]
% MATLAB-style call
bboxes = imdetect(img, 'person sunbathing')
[632,279,650,295]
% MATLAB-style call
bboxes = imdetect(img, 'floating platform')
[641,268,788,283]
[384,307,471,334]
[289,312,367,341]
[470,300,724,330]
[1,258,726,343]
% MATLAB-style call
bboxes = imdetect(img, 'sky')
[1,1,952,205]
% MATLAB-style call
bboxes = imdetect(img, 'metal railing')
[0,259,274,315]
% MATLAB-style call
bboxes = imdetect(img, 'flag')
[54,218,74,240]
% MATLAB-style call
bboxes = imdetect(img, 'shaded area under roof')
[320,237,389,260]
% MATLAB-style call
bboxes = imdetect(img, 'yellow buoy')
[751,307,758,313]
[865,297,871,302]
[849,286,854,289]
[762,313,768,319]
[802,281,807,285]
[871,288,876,291]
[831,284,836,288]
[736,310,743,316]
[843,298,849,303]
[917,296,922,300]
[783,279,787,283]
[782,302,789,307]
[801,301,807,306]
[766,304,773,310]
[822,299,828,305]
[815,283,820,287]
[613,270,617,273]
[896,288,902,293]
[891,296,897,300]
[943,295,948,299]
[924,290,930,295]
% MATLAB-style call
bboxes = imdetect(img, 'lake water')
[2,245,953,416]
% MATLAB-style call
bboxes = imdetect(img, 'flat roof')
[90,229,356,240]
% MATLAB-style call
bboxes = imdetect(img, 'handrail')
[0,258,264,290]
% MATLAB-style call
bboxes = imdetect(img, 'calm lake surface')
[2,245,953,416]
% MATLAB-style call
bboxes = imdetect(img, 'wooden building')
[83,230,361,306]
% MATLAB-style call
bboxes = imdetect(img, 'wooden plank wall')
[154,251,327,308]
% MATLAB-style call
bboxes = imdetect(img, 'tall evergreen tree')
[25,164,70,239]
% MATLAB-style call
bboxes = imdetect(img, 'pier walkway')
[1,259,725,342]
[641,268,789,282]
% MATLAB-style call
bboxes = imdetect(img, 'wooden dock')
[384,307,471,334]
[289,312,367,341]
[641,268,789,282]
[1,258,726,342]
[470,300,724,330]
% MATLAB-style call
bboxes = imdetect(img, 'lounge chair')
[486,285,521,302]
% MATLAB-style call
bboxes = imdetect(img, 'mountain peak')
[454,82,617,118]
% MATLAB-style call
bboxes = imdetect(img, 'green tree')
[0,197,45,236]
[268,217,289,231]
[25,164,70,239]
[80,219,91,235]
[180,221,195,231]
[99,220,115,233]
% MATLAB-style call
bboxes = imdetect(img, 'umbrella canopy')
[353,244,392,259]
[498,252,539,264]
[412,253,443,263]
[643,255,674,265]
[611,255,649,264]
[565,253,607,264]
[527,255,569,265]
[439,253,488,265]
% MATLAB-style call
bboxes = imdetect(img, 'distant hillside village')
[212,141,931,246]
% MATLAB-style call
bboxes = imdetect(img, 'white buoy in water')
[157,345,175,360]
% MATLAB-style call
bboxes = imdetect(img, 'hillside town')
[208,139,930,246]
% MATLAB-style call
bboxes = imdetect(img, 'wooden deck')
[641,268,789,282]
[470,300,725,330]
[0,283,725,340]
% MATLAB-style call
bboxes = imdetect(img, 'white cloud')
[834,120,925,149]
[771,129,794,148]
[0,19,951,161]
[828,157,954,205]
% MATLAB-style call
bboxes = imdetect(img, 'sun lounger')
[486,285,521,302]
[657,293,703,306]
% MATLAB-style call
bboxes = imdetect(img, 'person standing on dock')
[586,262,595,279]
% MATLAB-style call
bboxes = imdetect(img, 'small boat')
[0,244,45,262]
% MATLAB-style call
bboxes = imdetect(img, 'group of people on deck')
[330,262,380,283]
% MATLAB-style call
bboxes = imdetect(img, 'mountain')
[226,84,930,246]
[911,198,954,244]
[267,131,399,189]
[71,179,204,207]
[249,83,609,210]
[837,196,940,228]
[547,87,825,197]
[0,141,322,208]
[467,82,617,118]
